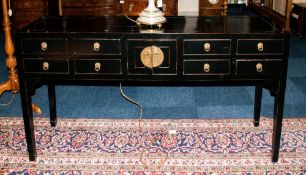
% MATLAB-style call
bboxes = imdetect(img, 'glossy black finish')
[19,16,280,34]
[254,84,263,127]
[48,84,57,127]
[15,16,289,162]
[47,0,59,16]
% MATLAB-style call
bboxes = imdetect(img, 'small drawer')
[70,39,121,55]
[21,38,67,54]
[23,58,69,74]
[75,59,122,74]
[184,60,230,75]
[236,60,282,76]
[237,39,284,55]
[183,39,231,55]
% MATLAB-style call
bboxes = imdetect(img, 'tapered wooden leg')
[254,84,263,127]
[48,84,57,127]
[272,81,286,163]
[19,80,37,161]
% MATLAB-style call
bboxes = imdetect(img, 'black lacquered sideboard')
[15,16,289,162]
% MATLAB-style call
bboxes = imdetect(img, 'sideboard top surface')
[17,16,282,34]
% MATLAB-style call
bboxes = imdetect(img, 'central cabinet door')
[127,39,177,75]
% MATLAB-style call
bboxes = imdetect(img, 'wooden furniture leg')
[48,84,57,127]
[19,80,37,161]
[31,103,42,114]
[58,0,63,16]
[0,0,19,95]
[272,80,286,162]
[1,0,42,114]
[254,84,263,127]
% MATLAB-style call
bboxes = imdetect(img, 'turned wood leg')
[19,80,37,161]
[31,103,42,114]
[272,81,286,163]
[0,80,17,95]
[2,0,36,161]
[1,0,42,115]
[48,84,57,127]
[0,0,19,95]
[254,84,263,127]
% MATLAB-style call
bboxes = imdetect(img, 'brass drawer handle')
[203,63,210,72]
[257,42,264,52]
[93,42,101,52]
[42,62,49,71]
[41,42,48,51]
[256,63,263,72]
[95,62,101,72]
[204,43,211,52]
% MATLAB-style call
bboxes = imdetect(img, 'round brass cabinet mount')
[140,46,164,69]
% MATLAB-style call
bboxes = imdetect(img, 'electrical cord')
[124,13,139,25]
[119,83,169,168]
[0,93,16,106]
[119,2,169,168]
[119,83,143,130]
[120,2,164,30]
[119,1,139,25]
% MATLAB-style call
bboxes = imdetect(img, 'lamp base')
[136,0,166,26]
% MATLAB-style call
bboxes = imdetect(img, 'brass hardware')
[42,62,49,71]
[157,23,162,28]
[94,62,101,72]
[140,46,164,69]
[129,3,134,12]
[256,63,263,72]
[93,42,101,52]
[203,63,210,72]
[204,43,211,52]
[257,42,264,52]
[41,42,48,51]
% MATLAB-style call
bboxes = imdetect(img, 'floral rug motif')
[0,117,305,175]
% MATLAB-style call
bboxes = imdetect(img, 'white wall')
[177,0,249,15]
[175,0,306,16]
[178,0,198,15]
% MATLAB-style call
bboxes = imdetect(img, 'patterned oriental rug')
[0,117,305,175]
